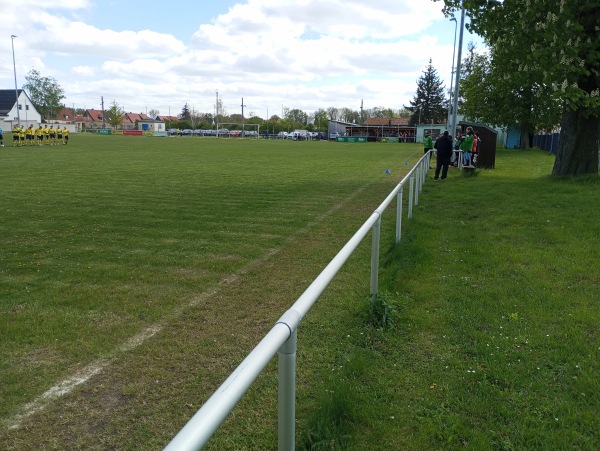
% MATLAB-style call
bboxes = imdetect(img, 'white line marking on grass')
[5,179,379,430]
[6,325,164,430]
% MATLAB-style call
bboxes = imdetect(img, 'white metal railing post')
[370,216,381,303]
[278,328,297,451]
[414,168,420,206]
[395,186,403,244]
[408,175,414,219]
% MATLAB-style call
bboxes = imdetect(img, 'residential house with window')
[0,89,42,129]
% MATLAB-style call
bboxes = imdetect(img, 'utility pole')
[101,96,105,129]
[241,97,246,136]
[216,90,219,137]
[360,99,364,124]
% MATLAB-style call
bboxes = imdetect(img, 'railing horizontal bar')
[376,152,429,215]
[164,324,291,451]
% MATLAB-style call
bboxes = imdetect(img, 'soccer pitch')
[0,134,420,446]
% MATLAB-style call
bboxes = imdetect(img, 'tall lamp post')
[448,17,458,129]
[450,5,466,138]
[11,35,20,126]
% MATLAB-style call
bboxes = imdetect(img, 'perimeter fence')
[165,151,434,451]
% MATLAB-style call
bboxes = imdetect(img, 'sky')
[0,0,482,119]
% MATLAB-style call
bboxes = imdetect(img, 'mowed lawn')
[1,135,599,450]
[0,135,419,448]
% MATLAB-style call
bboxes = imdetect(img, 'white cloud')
[73,66,95,77]
[0,0,469,115]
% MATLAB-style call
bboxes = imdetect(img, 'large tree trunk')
[551,109,600,176]
[519,127,531,149]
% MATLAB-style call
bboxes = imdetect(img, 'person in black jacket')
[433,131,453,180]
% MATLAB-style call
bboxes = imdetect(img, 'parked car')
[277,131,288,139]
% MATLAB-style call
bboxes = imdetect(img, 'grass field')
[1,135,599,450]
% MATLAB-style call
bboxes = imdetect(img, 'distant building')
[328,118,417,142]
[0,89,42,128]
[137,118,165,132]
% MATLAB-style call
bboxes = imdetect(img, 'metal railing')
[164,151,433,451]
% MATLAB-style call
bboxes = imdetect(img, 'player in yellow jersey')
[43,125,50,145]
[35,125,43,145]
[19,126,26,146]
[63,127,69,144]
[12,125,20,146]
[49,125,56,145]
[27,125,34,146]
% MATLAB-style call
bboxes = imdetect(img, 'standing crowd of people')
[430,126,482,180]
[8,124,69,147]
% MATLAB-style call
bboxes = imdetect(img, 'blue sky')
[0,0,481,118]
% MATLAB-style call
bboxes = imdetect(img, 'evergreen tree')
[406,59,448,125]
[180,103,191,121]
[105,100,124,129]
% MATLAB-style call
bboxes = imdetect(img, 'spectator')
[461,127,475,167]
[433,131,453,180]
[472,131,482,166]
[451,131,463,166]
[423,132,433,155]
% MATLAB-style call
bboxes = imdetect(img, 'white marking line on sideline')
[5,180,376,431]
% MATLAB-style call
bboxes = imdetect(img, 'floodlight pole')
[11,35,20,126]
[448,17,458,129]
[450,5,466,137]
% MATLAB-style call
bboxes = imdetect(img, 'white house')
[0,89,42,129]
[137,118,166,132]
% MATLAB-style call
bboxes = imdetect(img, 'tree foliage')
[105,100,124,129]
[313,109,329,130]
[23,69,65,121]
[406,59,448,125]
[435,0,599,175]
[285,108,308,125]
[459,44,561,148]
[180,103,191,121]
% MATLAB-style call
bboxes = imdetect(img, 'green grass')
[1,136,599,450]
[0,135,417,448]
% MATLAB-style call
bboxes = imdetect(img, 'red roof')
[85,109,104,121]
[124,112,149,123]
[56,107,76,121]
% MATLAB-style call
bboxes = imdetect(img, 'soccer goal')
[217,123,260,138]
